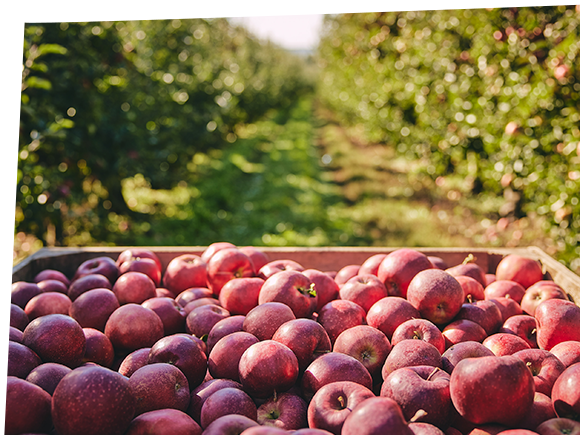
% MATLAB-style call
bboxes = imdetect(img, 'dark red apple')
[535,299,580,350]
[37,278,69,294]
[238,340,300,399]
[258,270,317,318]
[163,254,208,296]
[7,340,41,378]
[483,333,531,356]
[449,355,535,426]
[201,241,238,263]
[495,254,544,289]
[441,341,495,374]
[200,387,257,428]
[125,408,202,435]
[499,315,538,348]
[391,318,446,355]
[446,261,487,288]
[377,248,433,298]
[175,287,214,307]
[484,280,526,304]
[34,268,70,287]
[218,277,264,316]
[513,348,565,397]
[489,296,523,322]
[516,391,557,430]
[208,331,260,382]
[8,326,23,343]
[366,296,421,340]
[116,247,162,273]
[207,248,254,296]
[257,391,307,430]
[406,269,464,325]
[339,274,389,313]
[186,304,230,338]
[536,418,580,435]
[382,339,443,378]
[10,303,29,331]
[302,351,373,401]
[455,275,485,302]
[73,256,118,283]
[68,288,120,331]
[358,253,388,276]
[51,365,136,435]
[67,273,112,301]
[454,300,503,336]
[302,268,340,312]
[272,318,332,372]
[243,301,296,341]
[11,281,42,309]
[442,320,488,349]
[202,414,259,435]
[206,315,246,353]
[119,256,161,286]
[550,341,580,368]
[521,284,568,317]
[118,347,151,377]
[24,291,72,320]
[409,422,447,434]
[5,376,52,435]
[341,396,414,435]
[104,304,164,354]
[142,296,187,335]
[429,256,449,270]
[307,380,375,434]
[317,299,367,344]
[183,297,221,315]
[26,362,72,395]
[82,327,115,367]
[551,362,580,420]
[334,264,361,286]
[129,362,190,415]
[187,378,244,424]
[113,271,157,305]
[239,246,270,274]
[258,259,305,280]
[22,313,86,368]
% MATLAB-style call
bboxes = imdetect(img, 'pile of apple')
[8,243,580,435]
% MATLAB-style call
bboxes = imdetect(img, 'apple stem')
[426,367,440,382]
[467,294,473,304]
[299,283,317,298]
[462,253,476,265]
[410,409,428,422]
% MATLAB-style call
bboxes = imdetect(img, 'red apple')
[407,269,464,325]
[499,315,538,348]
[37,278,69,294]
[535,299,580,350]
[489,296,523,322]
[116,248,162,271]
[52,365,136,435]
[455,300,503,336]
[442,319,488,349]
[446,261,487,288]
[382,339,443,378]
[257,391,308,430]
[243,301,296,341]
[377,248,433,298]
[82,327,115,367]
[258,259,305,280]
[183,297,221,315]
[208,331,260,382]
[5,376,52,435]
[341,397,414,435]
[218,277,264,316]
[317,299,367,344]
[429,256,449,270]
[73,256,119,283]
[521,284,569,317]
[258,270,317,318]
[206,315,246,353]
[441,341,495,374]
[485,280,526,304]
[202,414,259,435]
[125,408,202,435]
[550,341,580,368]
[186,304,230,338]
[7,340,41,378]
[391,318,446,355]
[187,378,244,424]
[339,274,389,313]
[516,391,557,430]
[272,318,332,372]
[238,340,300,399]
[551,362,580,420]
[513,348,566,396]
[483,333,531,356]
[366,296,421,340]
[495,254,544,289]
[536,418,580,435]
[449,355,535,426]
[34,268,70,287]
[68,288,120,331]
[10,303,29,331]
[201,241,238,263]
[175,287,214,307]
[239,246,270,274]
[200,387,258,429]
[302,268,340,312]
[334,264,361,286]
[163,254,208,296]
[455,275,486,302]
[67,273,112,301]
[307,380,375,434]
[24,291,72,320]
[142,296,187,335]
[409,422,447,434]
[11,281,42,308]
[118,347,151,377]
[207,248,255,296]
[104,304,164,354]
[8,326,22,343]
[119,256,161,287]
[112,271,157,305]
[358,253,388,276]
[26,362,72,395]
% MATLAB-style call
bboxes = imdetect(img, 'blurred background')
[15,6,580,274]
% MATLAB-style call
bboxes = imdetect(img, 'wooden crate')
[12,245,580,303]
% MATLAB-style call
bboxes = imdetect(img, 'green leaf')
[36,43,67,56]
[25,76,52,90]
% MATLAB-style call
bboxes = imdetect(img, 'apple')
[258,259,306,280]
[550,341,580,368]
[516,391,557,431]
[441,341,495,374]
[302,268,340,312]
[258,270,317,318]
[67,273,112,301]
[116,248,162,272]
[513,348,566,396]
[446,261,487,288]
[10,303,29,331]
[339,274,389,313]
[37,278,69,294]
[449,355,535,426]
[112,271,157,305]
[183,297,221,315]
[499,315,538,348]
[125,408,202,435]
[495,254,544,289]
[82,327,115,367]
[442,319,488,349]
[358,253,388,276]
[206,315,246,353]
[455,300,503,336]
[208,331,260,382]
[148,333,208,390]
[382,339,443,378]
[377,248,433,298]
[163,254,208,296]
[485,280,526,304]
[201,241,238,263]
[409,422,447,434]
[535,299,580,350]
[202,414,260,435]
[26,362,72,395]
[536,418,580,435]
[22,313,86,368]
[381,365,452,429]
[73,256,119,283]
[317,299,367,344]
[24,291,72,320]
[307,380,375,434]
[129,362,190,415]
[334,264,361,286]
[272,318,332,372]
[341,396,414,435]
[200,387,258,428]
[257,391,308,430]
[238,246,270,274]
[521,284,569,317]
[429,256,449,270]
[455,275,486,302]
[104,304,164,354]
[34,268,70,287]
[302,352,373,401]
[391,318,446,355]
[333,324,391,380]
[219,277,264,316]
[551,362,580,420]
[489,297,523,322]
[9,326,23,343]
[11,281,42,309]
[239,426,290,434]
[243,301,296,341]
[175,287,214,307]
[118,347,151,377]
[187,378,244,423]
[5,376,53,435]
[68,288,120,331]
[142,296,187,335]
[238,340,299,399]
[186,304,230,338]
[52,365,136,435]
[207,248,255,296]
[406,269,464,325]
[467,425,508,435]
[366,296,421,340]
[7,340,41,378]
[482,333,531,356]
[119,256,161,286]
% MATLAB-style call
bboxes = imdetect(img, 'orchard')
[8,243,580,434]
